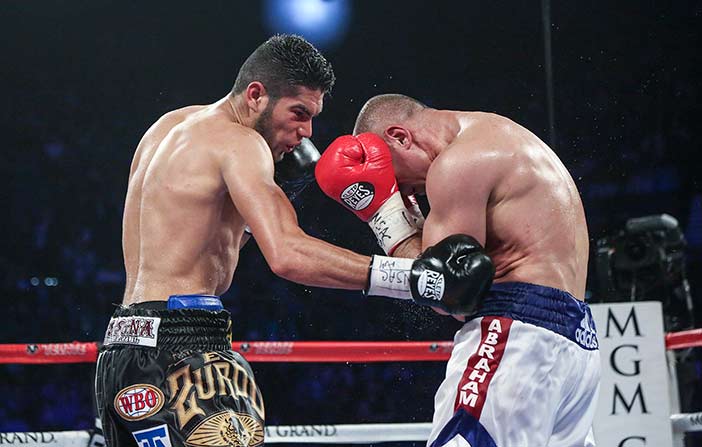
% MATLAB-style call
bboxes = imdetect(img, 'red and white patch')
[454,316,513,418]
[114,384,165,421]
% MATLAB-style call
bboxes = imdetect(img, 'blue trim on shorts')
[167,294,223,311]
[430,409,497,447]
[472,282,598,350]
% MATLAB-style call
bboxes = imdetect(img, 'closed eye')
[291,106,313,121]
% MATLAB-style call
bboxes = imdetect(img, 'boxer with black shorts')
[316,94,600,446]
[96,38,490,447]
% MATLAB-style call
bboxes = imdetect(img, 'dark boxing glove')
[366,234,495,315]
[275,137,320,202]
[410,234,495,314]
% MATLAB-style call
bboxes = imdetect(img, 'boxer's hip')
[428,282,600,446]
[101,294,232,352]
[471,281,598,350]
[95,295,264,445]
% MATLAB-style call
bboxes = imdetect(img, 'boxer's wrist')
[365,255,414,300]
[368,192,419,255]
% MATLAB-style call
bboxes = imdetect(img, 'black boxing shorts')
[95,295,265,447]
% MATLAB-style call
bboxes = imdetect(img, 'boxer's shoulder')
[428,140,505,183]
[138,106,203,146]
[211,125,275,181]
[462,111,518,129]
[184,118,268,159]
[457,112,527,148]
[219,125,270,160]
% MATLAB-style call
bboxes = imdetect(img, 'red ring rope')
[0,329,699,365]
[665,328,702,350]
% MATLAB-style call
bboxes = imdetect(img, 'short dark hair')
[232,34,335,98]
[354,94,427,135]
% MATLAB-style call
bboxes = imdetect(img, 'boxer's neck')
[411,109,461,161]
[225,94,255,128]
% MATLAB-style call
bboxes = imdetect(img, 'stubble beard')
[253,102,277,156]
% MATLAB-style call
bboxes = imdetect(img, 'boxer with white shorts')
[428,282,599,446]
[316,94,601,446]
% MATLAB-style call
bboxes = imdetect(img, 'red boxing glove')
[315,133,396,221]
[316,133,419,254]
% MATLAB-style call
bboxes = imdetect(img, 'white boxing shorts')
[428,282,601,447]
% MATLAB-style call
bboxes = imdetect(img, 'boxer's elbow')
[265,237,306,281]
[276,246,326,285]
[269,252,311,283]
[268,252,297,280]
[263,229,319,283]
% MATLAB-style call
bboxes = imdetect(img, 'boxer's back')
[449,113,589,299]
[122,105,245,304]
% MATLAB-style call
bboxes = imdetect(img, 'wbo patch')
[185,410,264,447]
[114,384,165,421]
[132,424,173,447]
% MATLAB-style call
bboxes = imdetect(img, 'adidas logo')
[575,314,598,349]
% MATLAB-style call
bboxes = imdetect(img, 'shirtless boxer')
[315,94,601,446]
[95,39,491,447]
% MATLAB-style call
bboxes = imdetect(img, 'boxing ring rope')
[2,330,702,444]
[0,340,455,364]
[2,329,700,364]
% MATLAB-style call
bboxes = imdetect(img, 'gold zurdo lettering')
[167,354,265,428]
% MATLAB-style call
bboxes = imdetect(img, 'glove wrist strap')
[369,192,419,255]
[365,255,414,300]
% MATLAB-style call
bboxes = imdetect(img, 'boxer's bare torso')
[122,91,371,305]
[420,111,588,300]
[122,102,246,304]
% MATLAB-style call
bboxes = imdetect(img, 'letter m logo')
[606,307,641,338]
[611,383,649,415]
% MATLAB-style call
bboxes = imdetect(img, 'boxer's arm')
[392,145,498,258]
[392,234,423,258]
[419,145,499,318]
[422,145,498,249]
[219,131,370,289]
[239,137,317,251]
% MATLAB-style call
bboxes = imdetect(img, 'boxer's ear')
[385,126,412,150]
[245,81,268,113]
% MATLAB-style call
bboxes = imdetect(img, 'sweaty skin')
[390,110,589,301]
[122,92,370,305]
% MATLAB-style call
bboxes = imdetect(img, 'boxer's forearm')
[391,234,423,259]
[269,233,371,290]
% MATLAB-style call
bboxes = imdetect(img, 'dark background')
[1,0,700,444]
